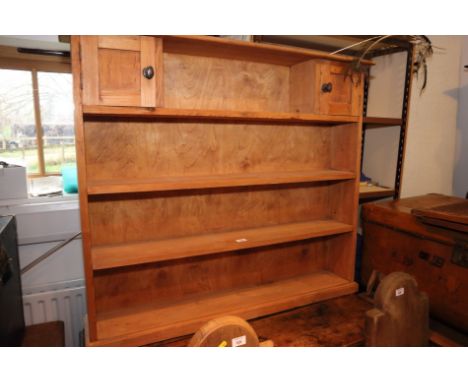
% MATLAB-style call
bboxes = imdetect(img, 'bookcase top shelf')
[160,35,374,66]
[83,106,360,125]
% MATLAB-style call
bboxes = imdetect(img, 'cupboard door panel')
[318,63,361,116]
[81,36,161,107]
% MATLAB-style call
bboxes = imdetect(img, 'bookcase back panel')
[328,180,359,224]
[164,53,290,112]
[93,238,329,314]
[88,184,332,246]
[330,124,360,171]
[326,232,356,281]
[84,121,334,180]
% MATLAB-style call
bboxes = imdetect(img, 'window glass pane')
[38,71,75,174]
[0,69,39,173]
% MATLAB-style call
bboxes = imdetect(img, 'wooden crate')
[362,194,468,333]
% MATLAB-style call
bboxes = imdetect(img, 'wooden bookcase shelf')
[72,35,367,346]
[363,116,402,129]
[161,35,374,67]
[87,169,355,195]
[360,117,402,202]
[83,106,359,125]
[92,220,353,270]
[92,271,357,346]
[359,184,395,200]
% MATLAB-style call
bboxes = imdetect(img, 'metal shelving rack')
[360,38,415,202]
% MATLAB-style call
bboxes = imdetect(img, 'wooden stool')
[365,272,429,346]
[188,316,273,347]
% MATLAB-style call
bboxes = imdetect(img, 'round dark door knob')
[321,82,333,93]
[142,66,155,79]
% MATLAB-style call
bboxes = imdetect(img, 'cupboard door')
[80,36,162,107]
[318,62,361,116]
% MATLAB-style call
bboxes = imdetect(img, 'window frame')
[0,45,72,177]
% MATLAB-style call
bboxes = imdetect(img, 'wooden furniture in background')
[362,194,468,333]
[412,200,468,233]
[153,294,467,347]
[72,35,367,346]
[21,321,65,347]
[365,272,429,346]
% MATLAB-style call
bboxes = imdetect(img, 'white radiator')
[22,279,86,346]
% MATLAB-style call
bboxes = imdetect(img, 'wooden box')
[361,194,468,333]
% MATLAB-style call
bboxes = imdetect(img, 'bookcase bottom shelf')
[89,271,358,346]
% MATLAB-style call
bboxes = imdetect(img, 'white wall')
[453,36,468,197]
[403,36,461,197]
[362,36,462,197]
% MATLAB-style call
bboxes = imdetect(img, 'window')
[0,68,75,176]
[38,72,75,174]
[0,69,37,172]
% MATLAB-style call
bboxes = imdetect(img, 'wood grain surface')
[74,35,363,345]
[90,271,357,346]
[84,121,343,180]
[151,295,372,347]
[91,220,353,269]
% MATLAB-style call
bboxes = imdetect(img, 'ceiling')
[0,35,70,51]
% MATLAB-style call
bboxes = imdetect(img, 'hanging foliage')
[412,35,433,94]
[331,35,433,94]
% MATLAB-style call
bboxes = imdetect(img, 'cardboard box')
[0,165,28,200]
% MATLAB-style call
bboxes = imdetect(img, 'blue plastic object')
[61,164,78,194]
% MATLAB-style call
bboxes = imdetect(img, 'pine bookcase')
[71,35,368,346]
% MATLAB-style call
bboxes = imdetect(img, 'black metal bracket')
[394,45,415,200]
[360,73,370,171]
